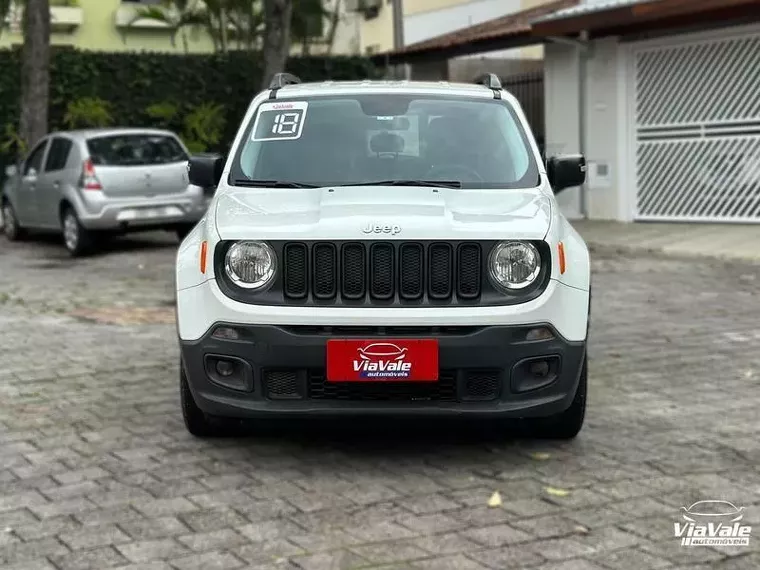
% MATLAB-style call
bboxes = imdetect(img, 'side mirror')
[188,153,224,189]
[547,154,586,194]
[4,165,17,178]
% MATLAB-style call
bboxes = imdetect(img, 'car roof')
[47,127,179,141]
[269,79,505,101]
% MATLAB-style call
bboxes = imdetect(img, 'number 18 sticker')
[250,101,309,142]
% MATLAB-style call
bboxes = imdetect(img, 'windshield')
[87,134,188,167]
[230,94,540,189]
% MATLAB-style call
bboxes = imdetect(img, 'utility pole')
[392,0,404,51]
[391,0,408,79]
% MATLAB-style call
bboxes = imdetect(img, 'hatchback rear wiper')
[340,179,462,189]
[231,179,320,188]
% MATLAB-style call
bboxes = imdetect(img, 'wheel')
[175,223,195,242]
[180,362,232,437]
[524,354,587,440]
[2,199,25,241]
[61,206,94,257]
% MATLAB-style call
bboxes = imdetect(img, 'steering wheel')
[425,164,483,183]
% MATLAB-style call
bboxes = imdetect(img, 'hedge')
[0,47,383,180]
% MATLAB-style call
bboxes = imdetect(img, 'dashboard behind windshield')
[230,93,540,189]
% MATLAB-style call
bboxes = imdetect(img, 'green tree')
[20,0,51,152]
[203,0,230,54]
[145,102,179,129]
[291,0,327,55]
[324,0,342,55]
[0,0,11,37]
[63,97,113,129]
[122,0,206,54]
[182,102,226,153]
[261,0,293,90]
[226,0,264,50]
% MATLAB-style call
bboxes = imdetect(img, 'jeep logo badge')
[362,223,402,236]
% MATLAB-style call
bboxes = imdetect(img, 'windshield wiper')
[340,179,462,189]
[231,179,320,188]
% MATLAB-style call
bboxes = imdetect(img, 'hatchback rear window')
[87,134,188,166]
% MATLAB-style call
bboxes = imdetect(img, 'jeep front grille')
[214,239,551,307]
[282,241,482,305]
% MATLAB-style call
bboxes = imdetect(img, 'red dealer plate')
[326,339,439,382]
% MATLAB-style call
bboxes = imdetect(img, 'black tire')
[2,199,25,241]
[175,224,195,242]
[525,354,587,440]
[180,362,232,437]
[61,206,94,257]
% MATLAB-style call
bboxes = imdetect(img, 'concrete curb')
[572,221,760,266]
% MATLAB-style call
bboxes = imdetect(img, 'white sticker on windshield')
[250,101,309,142]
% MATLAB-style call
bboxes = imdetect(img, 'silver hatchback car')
[1,128,213,256]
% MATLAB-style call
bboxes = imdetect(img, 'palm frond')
[125,6,178,28]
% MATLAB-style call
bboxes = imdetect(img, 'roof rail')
[268,73,301,98]
[473,73,502,99]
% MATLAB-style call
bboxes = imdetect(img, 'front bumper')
[181,323,586,419]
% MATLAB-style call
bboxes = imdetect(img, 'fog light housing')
[511,355,561,393]
[204,355,253,392]
[529,360,550,378]
[216,360,235,377]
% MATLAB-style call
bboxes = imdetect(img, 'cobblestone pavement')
[1,232,759,570]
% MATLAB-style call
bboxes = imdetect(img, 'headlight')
[224,241,277,289]
[488,241,541,291]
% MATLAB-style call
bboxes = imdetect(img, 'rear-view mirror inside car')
[360,95,413,117]
[370,132,405,154]
[375,116,410,131]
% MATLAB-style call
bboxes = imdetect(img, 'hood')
[214,185,552,241]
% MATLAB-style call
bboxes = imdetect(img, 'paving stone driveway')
[0,233,759,570]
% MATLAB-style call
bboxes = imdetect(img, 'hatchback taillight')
[81,158,103,191]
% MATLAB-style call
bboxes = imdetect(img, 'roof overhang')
[370,0,578,66]
[373,0,760,66]
[532,0,760,39]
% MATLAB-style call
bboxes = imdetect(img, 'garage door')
[632,27,760,222]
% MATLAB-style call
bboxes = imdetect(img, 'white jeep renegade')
[176,72,591,439]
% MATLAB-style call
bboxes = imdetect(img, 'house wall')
[409,59,449,80]
[1,0,360,55]
[358,0,554,56]
[403,0,523,46]
[1,0,216,53]
[327,3,362,54]
[359,1,394,54]
[584,37,625,221]
[544,37,627,221]
[449,57,542,81]
[544,41,581,219]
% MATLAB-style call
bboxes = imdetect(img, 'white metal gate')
[631,28,760,222]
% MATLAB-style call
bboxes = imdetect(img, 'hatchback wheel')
[61,207,93,257]
[2,200,24,241]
